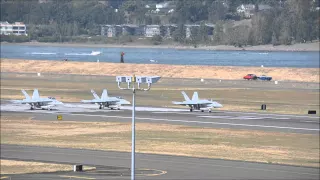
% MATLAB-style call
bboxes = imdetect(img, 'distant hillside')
[1,0,319,46]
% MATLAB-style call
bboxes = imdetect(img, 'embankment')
[1,59,319,82]
[8,41,320,52]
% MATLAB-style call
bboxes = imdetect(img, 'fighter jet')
[172,91,223,112]
[12,89,64,110]
[81,89,130,110]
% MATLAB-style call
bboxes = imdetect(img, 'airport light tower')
[116,75,161,180]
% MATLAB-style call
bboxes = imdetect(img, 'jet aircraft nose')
[211,102,223,108]
[121,99,131,105]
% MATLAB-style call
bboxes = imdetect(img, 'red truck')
[243,74,258,80]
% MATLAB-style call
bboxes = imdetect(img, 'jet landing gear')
[99,105,103,109]
[190,108,211,113]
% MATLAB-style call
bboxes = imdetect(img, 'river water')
[1,44,319,68]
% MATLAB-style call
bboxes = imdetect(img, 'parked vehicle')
[243,74,258,80]
[258,75,272,81]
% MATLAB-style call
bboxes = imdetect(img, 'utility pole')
[116,75,161,180]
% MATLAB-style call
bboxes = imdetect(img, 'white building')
[101,25,122,37]
[0,21,27,36]
[156,2,169,9]
[185,24,200,39]
[236,4,255,18]
[145,25,160,37]
[236,4,272,18]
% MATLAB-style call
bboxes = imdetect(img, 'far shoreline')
[2,41,319,52]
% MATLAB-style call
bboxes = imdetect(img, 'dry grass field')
[1,159,70,175]
[1,59,319,82]
[0,159,95,175]
[1,112,319,168]
[1,72,319,115]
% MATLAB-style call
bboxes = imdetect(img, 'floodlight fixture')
[136,76,147,83]
[116,76,126,83]
[116,75,161,91]
[146,76,161,84]
[125,76,132,83]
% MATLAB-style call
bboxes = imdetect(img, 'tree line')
[170,0,319,46]
[1,0,319,46]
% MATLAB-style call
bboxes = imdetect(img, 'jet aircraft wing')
[172,101,211,105]
[20,99,52,104]
[172,101,187,105]
[81,99,119,104]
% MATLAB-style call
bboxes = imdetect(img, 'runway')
[1,144,319,180]
[1,101,319,134]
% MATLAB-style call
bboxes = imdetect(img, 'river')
[1,44,319,68]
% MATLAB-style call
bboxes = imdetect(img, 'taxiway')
[1,144,319,180]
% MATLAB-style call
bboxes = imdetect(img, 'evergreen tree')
[198,22,208,43]
[172,23,186,43]
[213,21,224,44]
[271,31,278,46]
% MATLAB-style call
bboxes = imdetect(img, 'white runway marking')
[58,113,320,132]
[272,117,291,120]
[301,120,318,123]
[227,116,265,120]
[224,111,320,119]
[198,116,234,119]
[153,112,205,115]
[199,116,290,120]
[153,111,318,120]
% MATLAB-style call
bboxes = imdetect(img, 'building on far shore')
[145,25,161,37]
[100,23,215,39]
[0,21,27,36]
[185,24,200,39]
[101,25,122,37]
[162,24,177,38]
[101,24,145,37]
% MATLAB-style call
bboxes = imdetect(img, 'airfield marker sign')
[57,115,62,120]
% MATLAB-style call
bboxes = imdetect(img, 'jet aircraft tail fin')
[21,89,31,100]
[181,91,191,101]
[32,89,40,99]
[91,89,100,100]
[101,89,109,101]
[192,92,199,101]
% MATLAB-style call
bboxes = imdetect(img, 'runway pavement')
[1,144,319,180]
[1,101,319,134]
